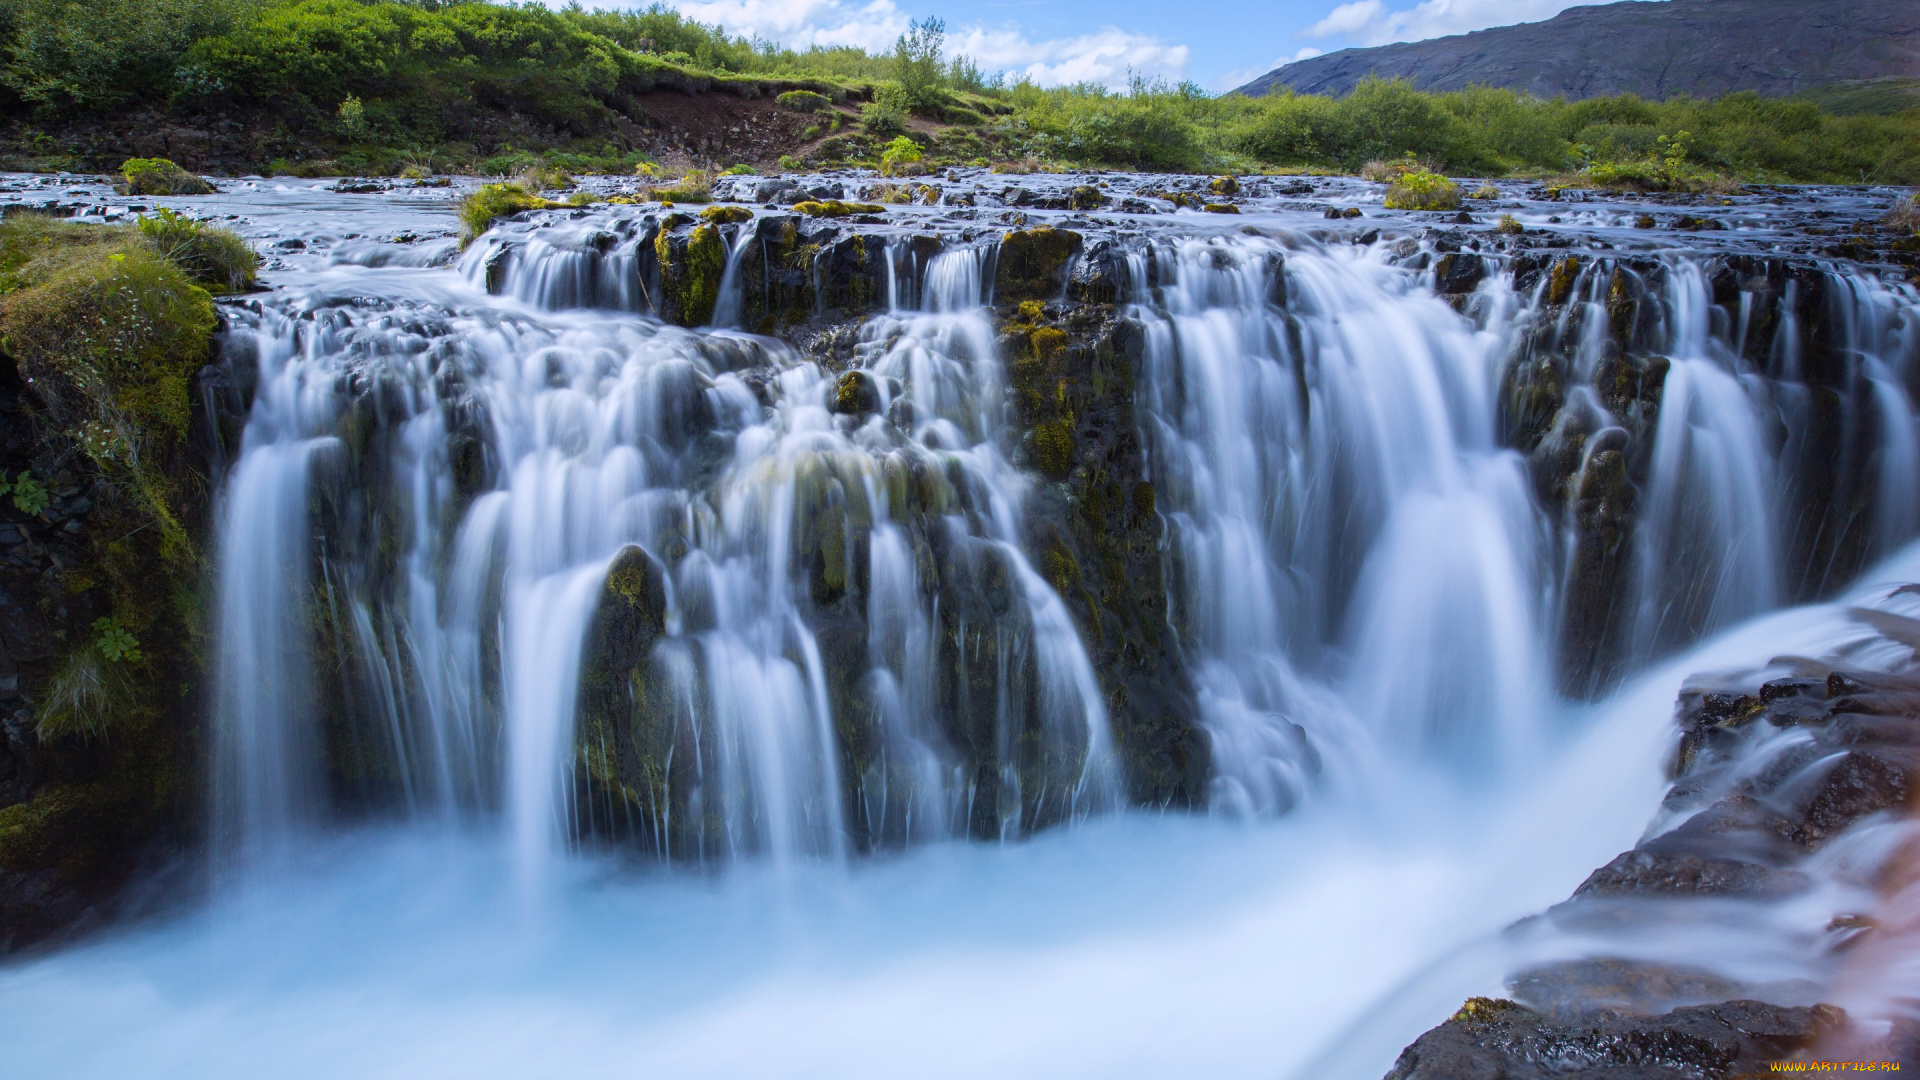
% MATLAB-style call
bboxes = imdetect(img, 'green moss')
[458,183,557,244]
[699,205,753,225]
[1382,169,1462,211]
[654,222,726,327]
[1547,255,1582,306]
[1202,203,1239,214]
[791,200,887,218]
[994,226,1082,304]
[1451,997,1527,1024]
[119,158,214,197]
[1034,419,1074,478]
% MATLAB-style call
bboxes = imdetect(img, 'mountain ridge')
[1235,0,1920,101]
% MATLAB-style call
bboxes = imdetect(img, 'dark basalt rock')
[1432,252,1485,294]
[1385,997,1842,1080]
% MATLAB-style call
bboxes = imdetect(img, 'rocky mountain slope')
[1237,0,1920,101]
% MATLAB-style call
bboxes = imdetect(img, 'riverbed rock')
[1384,997,1842,1080]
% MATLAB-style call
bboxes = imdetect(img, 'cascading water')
[214,217,1117,877]
[5,172,1920,1078]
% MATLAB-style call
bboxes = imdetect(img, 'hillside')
[1236,0,1920,101]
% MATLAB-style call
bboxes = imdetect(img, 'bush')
[514,164,574,191]
[136,209,257,292]
[1886,193,1919,233]
[862,83,910,136]
[776,90,832,112]
[119,158,214,196]
[458,183,556,242]
[1383,168,1462,210]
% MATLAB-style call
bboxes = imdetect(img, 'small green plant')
[778,155,803,171]
[879,135,924,176]
[336,94,369,140]
[1470,183,1500,199]
[646,171,713,203]
[776,90,832,113]
[1495,214,1523,235]
[119,158,213,197]
[8,473,49,515]
[721,164,756,175]
[1383,168,1462,211]
[93,617,142,664]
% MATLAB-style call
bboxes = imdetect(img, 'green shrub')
[1383,169,1462,210]
[136,209,258,292]
[514,164,575,191]
[119,158,214,196]
[0,0,253,112]
[777,90,832,112]
[863,83,910,136]
[458,183,556,243]
[879,135,923,175]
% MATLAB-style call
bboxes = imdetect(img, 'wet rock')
[831,370,879,416]
[1067,239,1128,304]
[1574,849,1806,898]
[1385,997,1842,1080]
[994,226,1083,305]
[1511,959,1748,1017]
[1432,252,1485,294]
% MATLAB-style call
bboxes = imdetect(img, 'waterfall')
[207,200,1920,867]
[213,233,1117,873]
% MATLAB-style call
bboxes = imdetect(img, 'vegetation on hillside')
[0,0,1915,183]
[0,210,252,903]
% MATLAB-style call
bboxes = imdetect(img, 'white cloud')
[1300,0,1608,47]
[618,0,1187,88]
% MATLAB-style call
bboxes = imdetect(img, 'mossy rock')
[118,158,213,197]
[792,200,887,218]
[832,370,880,416]
[1067,186,1107,211]
[458,183,557,244]
[995,226,1083,304]
[1202,203,1239,214]
[654,222,727,327]
[1547,255,1583,305]
[1208,176,1239,196]
[699,205,753,225]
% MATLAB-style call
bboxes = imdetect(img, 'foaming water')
[8,544,1916,1079]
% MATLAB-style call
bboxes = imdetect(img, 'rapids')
[0,170,1917,1076]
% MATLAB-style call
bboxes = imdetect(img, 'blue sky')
[636,0,1617,91]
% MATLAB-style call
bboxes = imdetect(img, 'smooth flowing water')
[1,172,1918,1076]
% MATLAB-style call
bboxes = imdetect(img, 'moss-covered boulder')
[118,159,214,197]
[994,226,1082,305]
